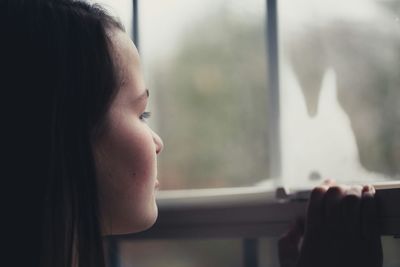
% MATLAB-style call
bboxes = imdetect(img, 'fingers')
[305,179,337,230]
[342,185,363,237]
[305,185,328,232]
[360,185,383,267]
[361,185,379,240]
[306,184,364,235]
[323,186,346,225]
[362,184,375,195]
[300,183,383,267]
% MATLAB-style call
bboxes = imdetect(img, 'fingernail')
[362,184,375,194]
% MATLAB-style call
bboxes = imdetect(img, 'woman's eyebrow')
[134,88,149,103]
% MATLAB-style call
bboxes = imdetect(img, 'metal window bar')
[108,0,281,266]
[266,0,281,181]
[106,237,120,267]
[243,238,260,267]
[243,0,281,266]
[131,0,139,50]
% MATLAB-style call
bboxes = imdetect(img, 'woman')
[2,0,162,266]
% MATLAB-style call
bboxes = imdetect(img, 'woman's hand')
[279,184,383,267]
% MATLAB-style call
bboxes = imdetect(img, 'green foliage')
[153,9,270,189]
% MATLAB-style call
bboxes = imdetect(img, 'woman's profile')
[1,0,162,266]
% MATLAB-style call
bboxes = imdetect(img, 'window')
[93,0,400,191]
[118,239,244,267]
[92,0,400,266]
[140,0,271,190]
[123,0,399,191]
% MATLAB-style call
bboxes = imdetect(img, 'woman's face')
[93,30,163,235]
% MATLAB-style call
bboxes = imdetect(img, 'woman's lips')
[155,179,160,189]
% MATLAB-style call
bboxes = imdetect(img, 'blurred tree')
[151,5,270,189]
[149,0,400,189]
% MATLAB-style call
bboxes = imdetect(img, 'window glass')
[118,239,242,267]
[259,238,280,266]
[279,0,400,187]
[140,0,271,190]
[91,0,400,190]
[382,236,400,267]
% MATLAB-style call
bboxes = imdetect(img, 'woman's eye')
[140,111,152,122]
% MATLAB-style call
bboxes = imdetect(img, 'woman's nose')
[153,131,164,154]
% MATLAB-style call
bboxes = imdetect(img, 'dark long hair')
[0,0,123,266]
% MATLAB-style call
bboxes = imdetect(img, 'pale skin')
[93,29,163,236]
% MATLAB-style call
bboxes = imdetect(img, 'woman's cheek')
[96,113,158,234]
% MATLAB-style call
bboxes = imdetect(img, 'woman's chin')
[134,207,159,233]
[109,208,158,235]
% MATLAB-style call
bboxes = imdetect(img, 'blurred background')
[93,0,400,266]
[96,0,399,190]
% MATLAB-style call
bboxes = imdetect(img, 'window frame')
[115,187,306,240]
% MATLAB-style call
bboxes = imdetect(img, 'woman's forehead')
[110,30,145,100]
[111,31,142,86]
[112,30,140,64]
